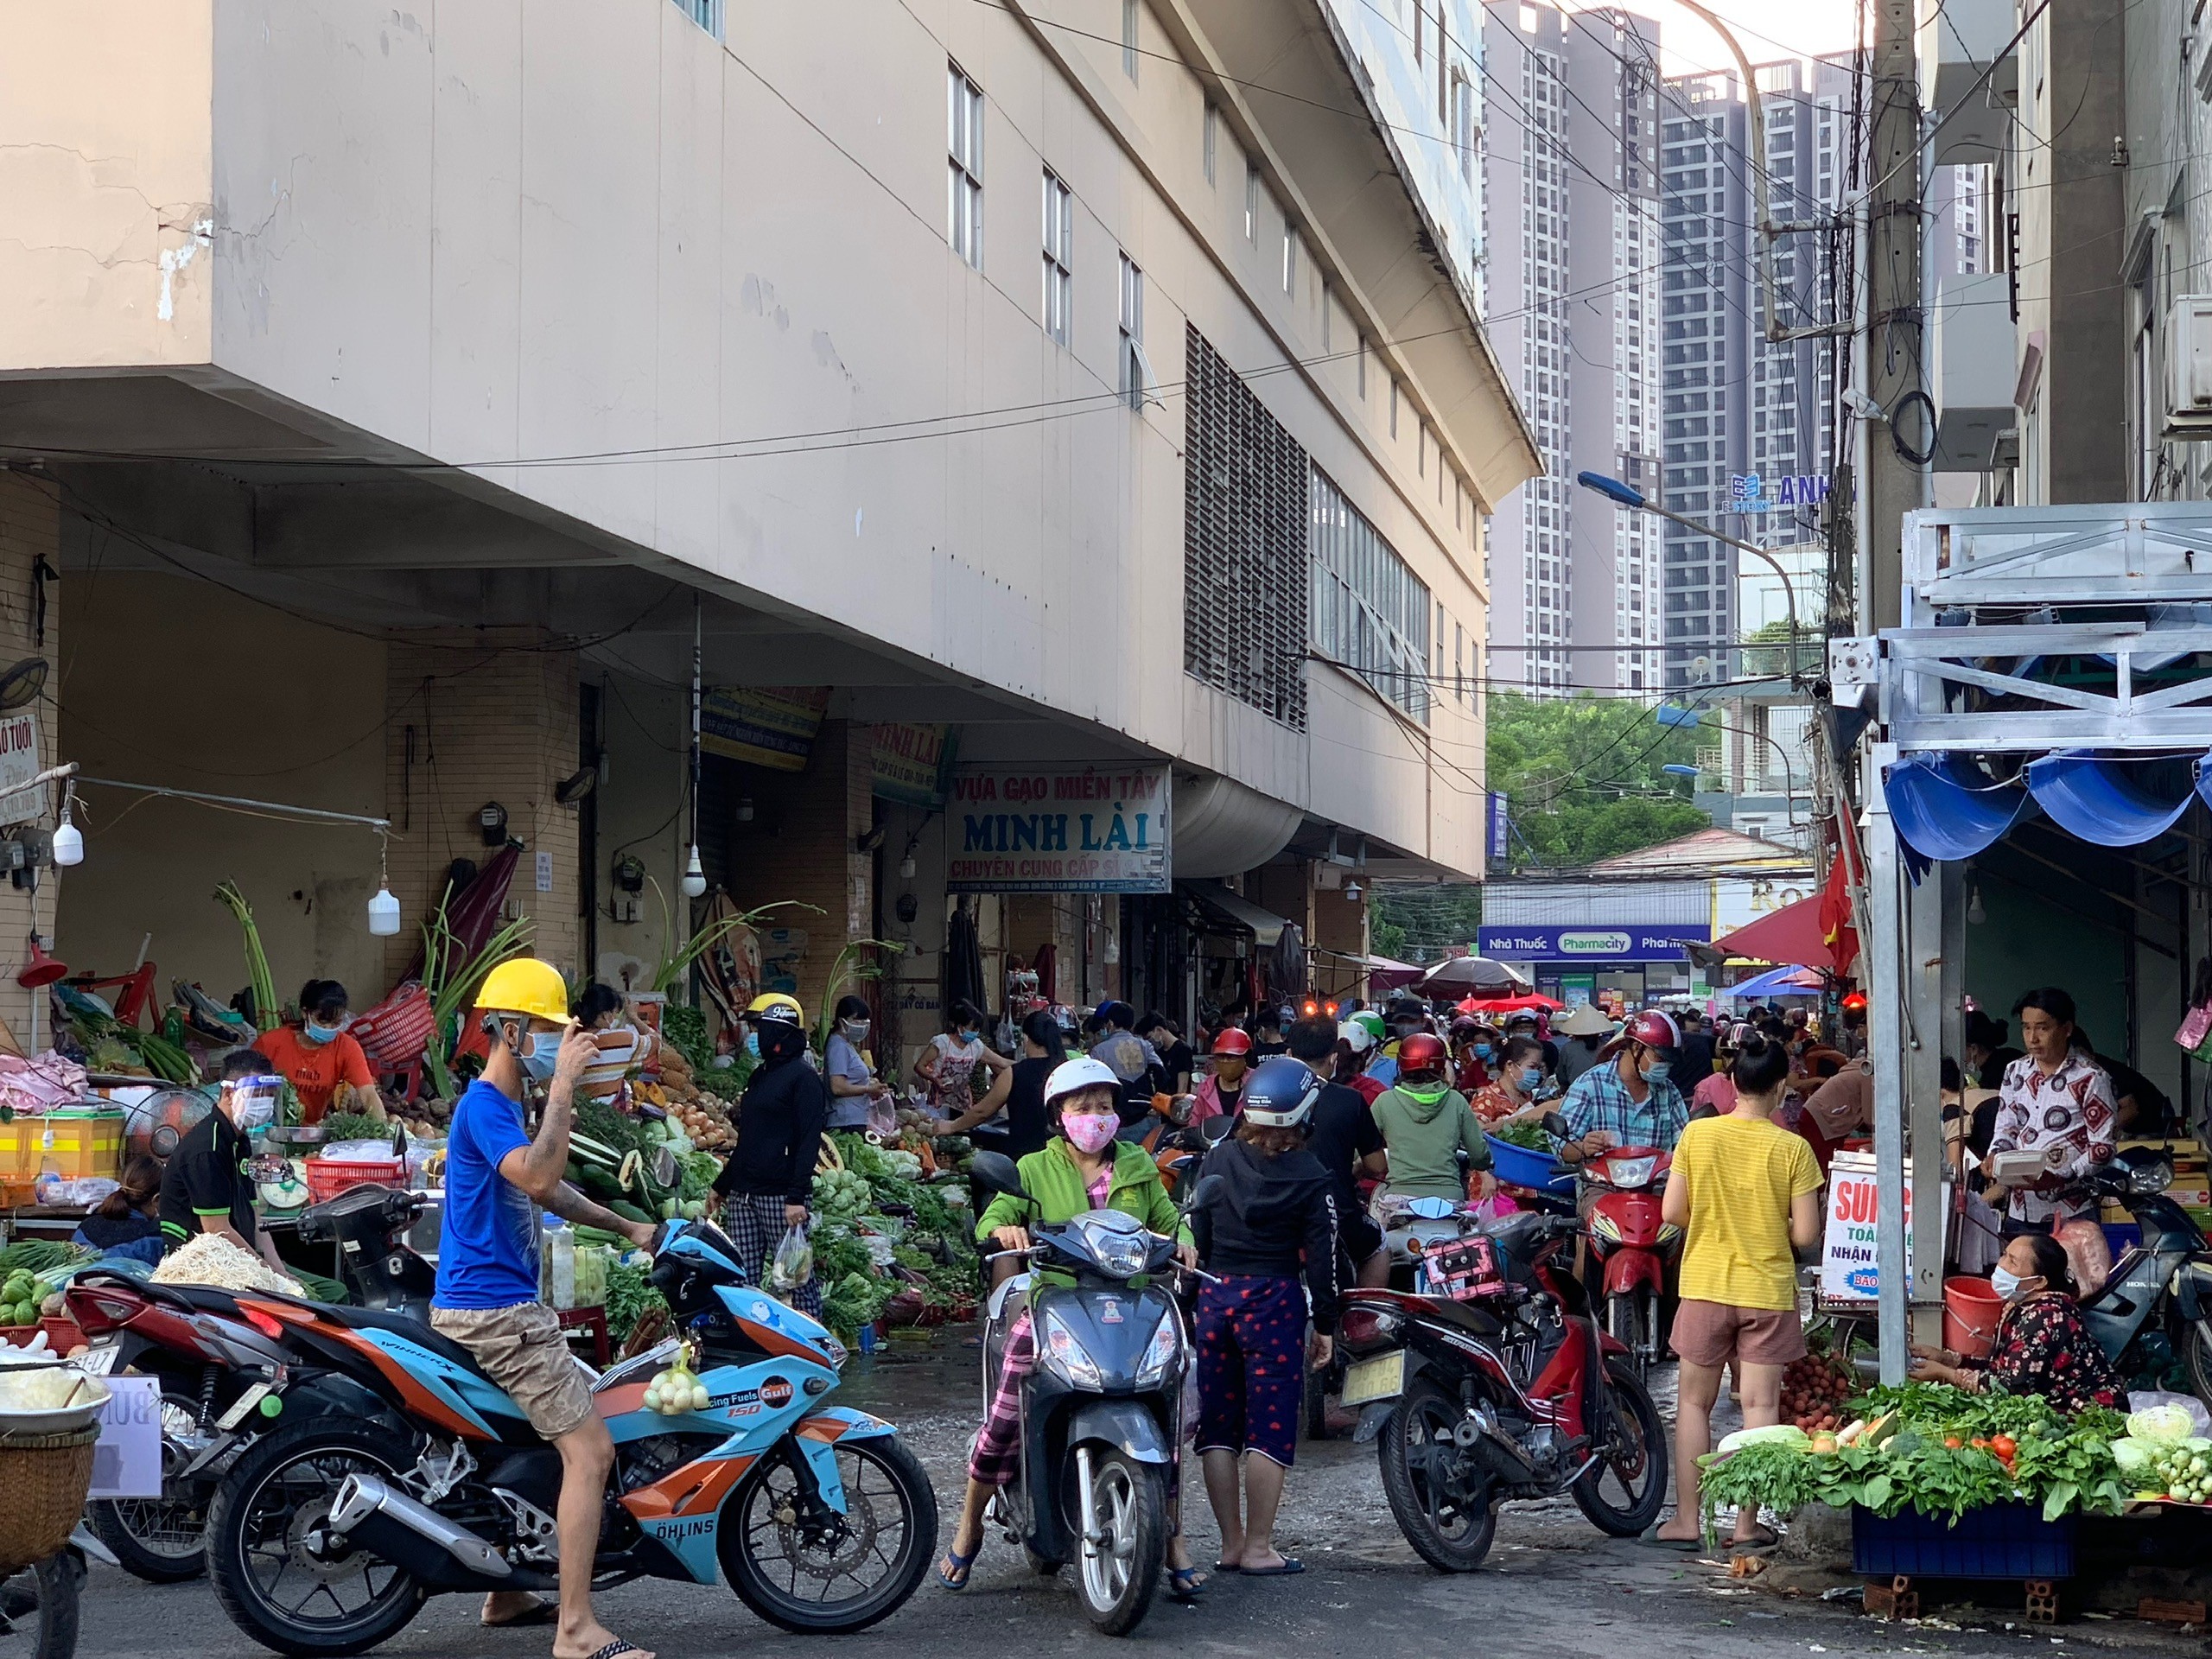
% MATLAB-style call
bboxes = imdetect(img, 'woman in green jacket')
[939,1056,1200,1598]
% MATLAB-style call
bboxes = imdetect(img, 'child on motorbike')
[938,1056,1203,1599]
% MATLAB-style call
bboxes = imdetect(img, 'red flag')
[1819,815,1862,977]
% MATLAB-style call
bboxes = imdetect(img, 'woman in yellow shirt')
[1650,1030,1822,1548]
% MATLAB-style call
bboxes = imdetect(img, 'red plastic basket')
[305,1157,407,1202]
[349,984,436,1071]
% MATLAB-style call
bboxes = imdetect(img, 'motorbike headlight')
[822,1334,849,1371]
[1134,1311,1181,1389]
[1609,1156,1657,1188]
[1039,1307,1104,1389]
[1091,1231,1150,1278]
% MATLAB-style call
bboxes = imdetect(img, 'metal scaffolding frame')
[1839,505,2212,1380]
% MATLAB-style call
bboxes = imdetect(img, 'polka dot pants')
[1193,1274,1306,1468]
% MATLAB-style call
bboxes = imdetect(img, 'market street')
[72,1333,2202,1659]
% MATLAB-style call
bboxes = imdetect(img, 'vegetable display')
[604,1261,667,1346]
[804,1132,978,1339]
[150,1235,307,1297]
[1698,1380,2130,1531]
[1490,1119,1553,1152]
[2113,1405,2212,1505]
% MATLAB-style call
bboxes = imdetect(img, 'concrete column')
[0,474,60,1048]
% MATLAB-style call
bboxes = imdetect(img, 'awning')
[1707,893,1838,972]
[1729,963,1824,999]
[1883,748,2212,861]
[1182,880,1291,947]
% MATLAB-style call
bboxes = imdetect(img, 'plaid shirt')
[1558,1060,1689,1152]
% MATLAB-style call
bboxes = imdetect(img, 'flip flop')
[1211,1560,1243,1573]
[1242,1557,1304,1577]
[1638,1530,1706,1552]
[585,1644,643,1659]
[935,1546,978,1591]
[481,1598,558,1629]
[1166,1565,1207,1601]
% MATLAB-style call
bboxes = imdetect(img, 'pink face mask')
[1063,1111,1120,1154]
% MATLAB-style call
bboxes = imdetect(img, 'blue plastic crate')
[1851,1503,2075,1580]
[1485,1133,1574,1193]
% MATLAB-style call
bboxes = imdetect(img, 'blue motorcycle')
[183,1217,933,1656]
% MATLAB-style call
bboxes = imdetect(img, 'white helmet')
[1338,1018,1376,1055]
[1044,1054,1122,1108]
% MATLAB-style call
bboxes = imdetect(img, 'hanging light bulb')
[366,832,401,935]
[49,789,82,868]
[1345,880,1364,901]
[899,853,916,880]
[681,843,708,899]
[1967,884,1986,925]
[737,797,755,823]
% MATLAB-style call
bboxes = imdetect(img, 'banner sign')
[0,709,41,828]
[1727,472,1830,514]
[947,764,1171,893]
[701,687,829,772]
[1477,924,1709,962]
[1821,1152,1948,1302]
[871,723,959,809]
[1486,792,1510,863]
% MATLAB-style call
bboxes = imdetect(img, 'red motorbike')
[1580,1143,1681,1379]
[1334,1198,1669,1572]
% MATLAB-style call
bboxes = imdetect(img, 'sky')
[1560,0,1861,77]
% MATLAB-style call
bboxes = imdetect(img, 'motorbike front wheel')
[204,1421,427,1658]
[1377,1376,1497,1572]
[0,1552,80,1659]
[721,1434,937,1634]
[1071,1448,1165,1636]
[88,1389,213,1583]
[1605,1292,1651,1381]
[1573,1357,1669,1537]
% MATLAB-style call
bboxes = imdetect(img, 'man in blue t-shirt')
[430,958,656,1659]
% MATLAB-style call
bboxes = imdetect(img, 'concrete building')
[1481,1,1664,696]
[0,0,1535,1065]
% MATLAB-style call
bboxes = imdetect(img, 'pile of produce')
[643,1341,710,1415]
[650,1006,744,1138]
[565,1098,710,1226]
[1,1267,47,1328]
[0,1241,97,1325]
[604,1259,666,1347]
[809,1132,977,1339]
[1699,1381,2130,1530]
[2111,1403,2212,1504]
[1780,1343,1859,1435]
[1490,1119,1553,1153]
[632,1077,734,1154]
[150,1234,306,1298]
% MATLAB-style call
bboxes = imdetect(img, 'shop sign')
[702,687,829,772]
[0,711,40,828]
[1820,1152,1948,1301]
[947,764,1170,893]
[871,723,959,809]
[1477,924,1707,962]
[1727,472,1830,513]
[1485,791,1510,863]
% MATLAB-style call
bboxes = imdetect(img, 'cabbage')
[2128,1406,2196,1446]
[1716,1424,1812,1455]
[2113,1438,2158,1476]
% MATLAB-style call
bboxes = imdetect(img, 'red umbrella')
[1454,991,1563,1016]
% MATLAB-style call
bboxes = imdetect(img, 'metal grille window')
[1312,470,1431,722]
[1041,170,1072,344]
[948,65,984,270]
[1183,324,1309,729]
[670,0,722,37]
[1118,254,1147,409]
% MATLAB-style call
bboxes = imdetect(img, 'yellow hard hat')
[475,957,571,1025]
[747,991,804,1027]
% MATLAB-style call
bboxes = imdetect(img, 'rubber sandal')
[1167,1565,1207,1601]
[935,1546,978,1591]
[1242,1557,1304,1576]
[481,1599,559,1628]
[586,1644,642,1659]
[1638,1529,1705,1552]
[1212,1560,1243,1573]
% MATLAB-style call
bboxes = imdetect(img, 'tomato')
[1990,1434,2018,1460]
[1943,1436,1964,1450]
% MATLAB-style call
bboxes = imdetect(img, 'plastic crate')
[0,1108,124,1187]
[304,1157,407,1203]
[1484,1134,1574,1193]
[1852,1503,2075,1580]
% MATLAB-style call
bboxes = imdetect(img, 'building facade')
[0,0,1535,1058]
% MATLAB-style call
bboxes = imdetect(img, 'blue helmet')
[1241,1055,1322,1130]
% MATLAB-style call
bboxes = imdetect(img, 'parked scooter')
[1576,1141,1681,1381]
[2062,1147,2212,1402]
[969,1149,1190,1637]
[1336,1198,1669,1572]
[0,1524,118,1659]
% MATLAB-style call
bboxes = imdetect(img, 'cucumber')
[607,1200,652,1226]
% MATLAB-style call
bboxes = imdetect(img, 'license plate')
[216,1382,271,1430]
[73,1340,120,1377]
[1340,1349,1407,1407]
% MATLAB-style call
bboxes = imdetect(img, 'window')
[1312,470,1432,722]
[1203,101,1217,185]
[1041,170,1073,345]
[1122,0,1140,79]
[1452,73,1476,186]
[1357,335,1368,399]
[670,0,722,37]
[1322,283,1332,350]
[1244,158,1260,240]
[1185,325,1310,728]
[1281,221,1299,295]
[1389,378,1400,438]
[1119,253,1146,410]
[1454,622,1466,705]
[948,65,985,270]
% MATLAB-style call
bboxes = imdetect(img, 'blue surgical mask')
[520,1031,563,1082]
[300,1020,342,1047]
[1473,1042,1494,1062]
[1989,1265,2026,1301]
[1516,1066,1543,1092]
[1643,1059,1673,1085]
[745,1032,761,1060]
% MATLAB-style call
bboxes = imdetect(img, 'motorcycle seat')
[1410,1294,1507,1335]
[315,1299,495,1376]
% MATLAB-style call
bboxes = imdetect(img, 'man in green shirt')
[1369,1033,1494,1204]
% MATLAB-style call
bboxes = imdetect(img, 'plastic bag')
[866,1092,899,1138]
[769,1223,815,1293]
[2128,1390,2212,1441]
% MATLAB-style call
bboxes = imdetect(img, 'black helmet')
[1241,1056,1322,1130]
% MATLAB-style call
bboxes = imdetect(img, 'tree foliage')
[1488,691,1709,872]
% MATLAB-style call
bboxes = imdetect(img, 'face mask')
[301,1020,342,1047]
[1063,1112,1119,1154]
[1516,1066,1543,1092]
[1990,1265,2029,1301]
[1643,1059,1673,1085]
[841,1020,870,1041]
[745,1032,761,1059]
[1473,1042,1494,1062]
[520,1030,563,1083]
[230,1086,277,1131]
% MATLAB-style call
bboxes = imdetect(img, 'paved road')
[70,1331,2194,1659]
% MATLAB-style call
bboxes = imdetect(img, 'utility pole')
[1860,0,1938,1377]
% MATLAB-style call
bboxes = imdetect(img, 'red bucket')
[1942,1274,2005,1359]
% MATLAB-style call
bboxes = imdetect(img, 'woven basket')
[0,1426,99,1572]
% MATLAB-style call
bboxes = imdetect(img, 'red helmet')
[1397,1032,1447,1079]
[1622,1009,1681,1055]
[1210,1027,1254,1058]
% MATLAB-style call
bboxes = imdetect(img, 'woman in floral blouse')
[1907,1233,2123,1414]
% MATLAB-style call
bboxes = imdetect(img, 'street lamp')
[1574,470,1804,671]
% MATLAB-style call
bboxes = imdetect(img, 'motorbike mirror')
[1187,1174,1226,1209]
[650,1145,681,1191]
[1540,1111,1569,1141]
[1199,1116,1234,1146]
[968,1149,1028,1200]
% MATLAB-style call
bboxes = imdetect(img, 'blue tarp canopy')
[1883,749,2212,861]
[1728,963,1824,999]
